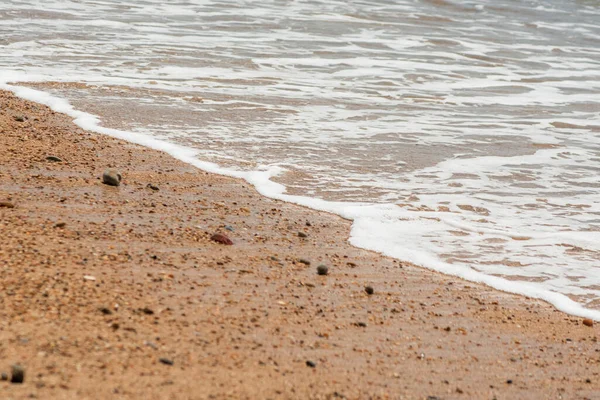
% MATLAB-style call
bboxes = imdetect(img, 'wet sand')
[0,89,598,399]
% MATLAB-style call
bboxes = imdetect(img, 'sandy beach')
[0,89,598,399]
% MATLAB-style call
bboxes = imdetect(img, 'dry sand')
[0,89,598,399]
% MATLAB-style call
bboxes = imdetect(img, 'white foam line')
[2,81,599,321]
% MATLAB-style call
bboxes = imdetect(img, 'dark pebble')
[355,322,367,327]
[306,360,316,368]
[10,364,24,384]
[506,379,513,384]
[1,372,7,381]
[298,232,308,238]
[54,222,66,228]
[225,225,234,232]
[141,307,154,315]
[13,115,25,122]
[99,307,113,315]
[46,155,63,162]
[427,397,441,400]
[316,265,329,276]
[298,258,311,266]
[159,358,174,366]
[102,169,122,187]
[365,286,374,295]
[586,378,592,383]
[0,201,15,208]
[147,183,159,191]
[211,233,233,245]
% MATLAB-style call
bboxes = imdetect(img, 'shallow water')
[1,0,600,316]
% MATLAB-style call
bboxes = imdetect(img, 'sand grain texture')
[0,90,598,399]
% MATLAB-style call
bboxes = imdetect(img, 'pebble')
[147,183,159,191]
[1,372,7,381]
[46,155,63,162]
[225,225,234,232]
[365,286,374,295]
[10,364,24,384]
[355,322,367,327]
[211,233,233,245]
[298,232,308,238]
[54,222,66,228]
[583,318,594,327]
[99,307,113,315]
[298,258,311,266]
[316,265,329,276]
[159,357,174,366]
[506,379,513,384]
[0,201,15,208]
[306,360,316,368]
[13,115,25,122]
[141,307,154,315]
[102,169,122,187]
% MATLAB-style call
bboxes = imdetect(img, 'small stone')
[147,183,159,191]
[298,258,311,266]
[225,225,234,232]
[1,372,7,381]
[10,364,24,384]
[583,318,594,327]
[211,233,233,245]
[506,379,513,384]
[365,286,374,295]
[0,201,15,208]
[298,232,308,238]
[306,360,316,368]
[13,115,25,122]
[159,358,174,366]
[316,265,329,276]
[46,156,63,162]
[141,307,154,315]
[54,222,66,228]
[99,307,113,315]
[83,275,96,281]
[355,322,367,327]
[102,169,122,187]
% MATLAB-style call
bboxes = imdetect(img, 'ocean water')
[1,0,600,319]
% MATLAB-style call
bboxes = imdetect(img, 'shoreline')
[0,89,598,398]
[7,81,600,321]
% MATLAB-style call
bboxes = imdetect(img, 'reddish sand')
[0,89,598,399]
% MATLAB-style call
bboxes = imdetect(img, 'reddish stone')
[583,318,594,327]
[211,233,233,245]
